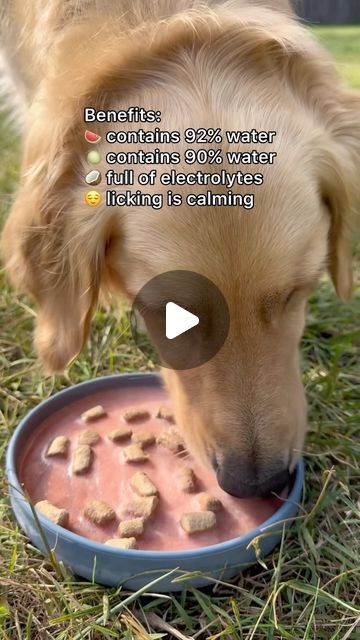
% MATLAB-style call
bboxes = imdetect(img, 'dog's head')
[2,7,359,496]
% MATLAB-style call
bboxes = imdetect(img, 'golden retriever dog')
[1,1,359,497]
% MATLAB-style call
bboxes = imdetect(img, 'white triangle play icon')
[165,302,199,340]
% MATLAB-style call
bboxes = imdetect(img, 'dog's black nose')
[216,455,290,498]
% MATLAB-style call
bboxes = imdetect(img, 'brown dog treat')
[78,429,100,446]
[131,430,155,447]
[117,518,144,538]
[156,428,184,453]
[123,407,150,423]
[156,405,175,423]
[198,492,223,512]
[81,405,107,422]
[35,500,69,528]
[84,499,116,525]
[130,472,158,497]
[180,511,216,534]
[108,427,132,442]
[72,445,93,474]
[177,466,197,493]
[46,435,69,458]
[105,537,137,549]
[125,496,159,520]
[123,443,149,463]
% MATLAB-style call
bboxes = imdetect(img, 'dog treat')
[108,427,132,442]
[125,495,159,520]
[177,466,197,493]
[35,500,69,528]
[131,430,155,447]
[117,518,144,538]
[156,428,184,452]
[46,435,69,458]
[72,444,93,474]
[78,428,100,446]
[156,405,175,423]
[84,499,116,525]
[123,443,149,463]
[198,492,223,512]
[130,472,158,497]
[123,407,150,423]
[105,537,137,549]
[81,405,107,422]
[180,511,216,534]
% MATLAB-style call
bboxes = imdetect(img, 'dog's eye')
[262,287,309,323]
[284,286,310,311]
[281,288,302,314]
[285,288,300,305]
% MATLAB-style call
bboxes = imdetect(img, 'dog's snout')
[215,455,290,498]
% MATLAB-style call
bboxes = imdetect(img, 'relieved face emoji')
[85,190,101,207]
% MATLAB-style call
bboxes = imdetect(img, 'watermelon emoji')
[85,130,102,144]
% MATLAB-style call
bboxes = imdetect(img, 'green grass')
[314,26,360,88]
[1,27,360,640]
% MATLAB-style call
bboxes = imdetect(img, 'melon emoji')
[85,130,102,144]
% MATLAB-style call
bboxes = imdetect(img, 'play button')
[166,302,199,339]
[130,270,230,370]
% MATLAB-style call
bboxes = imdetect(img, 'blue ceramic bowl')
[6,373,304,591]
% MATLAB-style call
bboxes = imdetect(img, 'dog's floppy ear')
[320,89,360,301]
[280,33,360,300]
[223,11,360,300]
[315,129,355,302]
[284,46,360,300]
[1,102,112,373]
[2,195,100,374]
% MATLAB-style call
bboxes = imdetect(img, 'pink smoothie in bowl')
[18,384,286,552]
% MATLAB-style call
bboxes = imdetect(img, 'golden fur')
[1,0,359,490]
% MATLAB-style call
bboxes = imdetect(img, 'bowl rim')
[6,372,304,560]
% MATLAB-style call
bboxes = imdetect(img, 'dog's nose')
[215,455,290,498]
